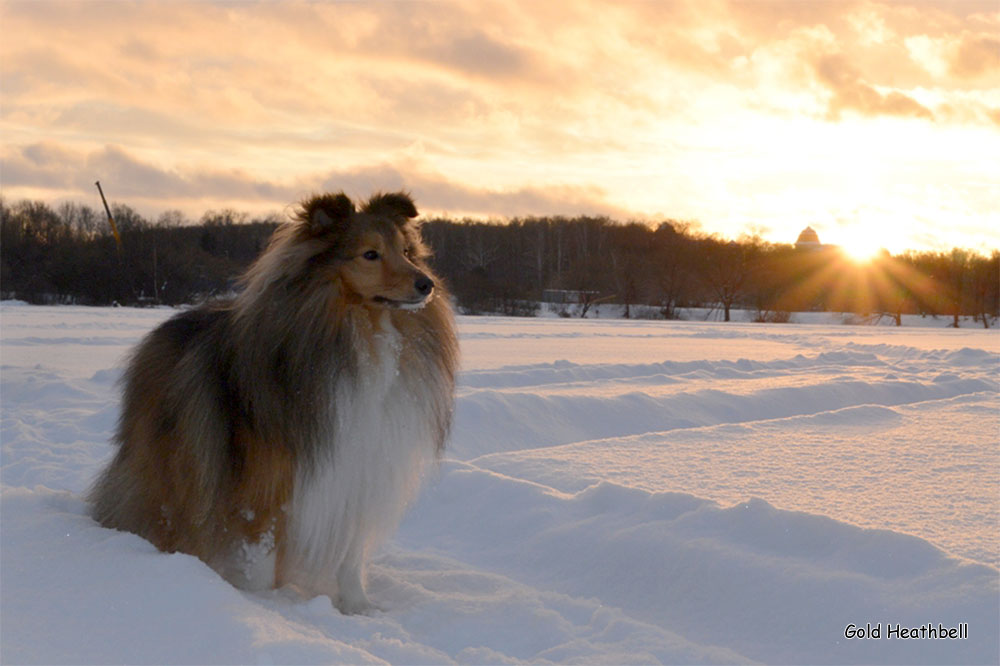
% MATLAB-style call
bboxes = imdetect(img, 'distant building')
[795,226,822,249]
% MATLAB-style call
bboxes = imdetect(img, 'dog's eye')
[404,247,414,258]
[362,250,380,261]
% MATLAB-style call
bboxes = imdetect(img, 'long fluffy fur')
[88,191,458,613]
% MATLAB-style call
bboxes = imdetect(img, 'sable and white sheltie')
[89,191,458,613]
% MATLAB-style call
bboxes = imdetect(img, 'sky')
[1,0,998,254]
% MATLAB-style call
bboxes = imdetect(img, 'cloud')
[3,0,992,142]
[951,33,1000,79]
[303,3,540,80]
[2,143,78,189]
[1,142,627,221]
[315,164,629,219]
[814,54,934,120]
[433,32,530,77]
[406,175,624,220]
[1,143,299,206]
[905,30,1000,82]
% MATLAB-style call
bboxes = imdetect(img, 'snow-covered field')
[2,303,997,665]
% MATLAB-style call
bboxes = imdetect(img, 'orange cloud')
[814,54,934,120]
[951,33,1000,79]
[1,143,626,220]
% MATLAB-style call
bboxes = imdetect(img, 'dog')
[88,191,458,613]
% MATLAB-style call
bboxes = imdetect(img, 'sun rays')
[770,244,957,323]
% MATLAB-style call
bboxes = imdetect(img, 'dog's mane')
[225,191,449,462]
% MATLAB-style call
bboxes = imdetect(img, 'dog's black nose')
[415,275,434,296]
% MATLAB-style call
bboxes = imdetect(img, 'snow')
[2,303,998,665]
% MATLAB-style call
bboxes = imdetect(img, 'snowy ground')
[2,303,998,665]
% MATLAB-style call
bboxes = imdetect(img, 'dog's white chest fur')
[284,312,436,606]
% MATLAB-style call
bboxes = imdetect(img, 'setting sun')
[840,237,884,263]
[834,222,901,263]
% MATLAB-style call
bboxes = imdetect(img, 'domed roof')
[795,226,821,246]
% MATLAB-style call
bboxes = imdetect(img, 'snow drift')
[2,304,997,664]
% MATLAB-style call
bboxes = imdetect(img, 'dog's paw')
[336,594,383,616]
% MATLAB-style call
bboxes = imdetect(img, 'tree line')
[2,198,997,327]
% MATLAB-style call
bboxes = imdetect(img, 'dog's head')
[297,191,436,310]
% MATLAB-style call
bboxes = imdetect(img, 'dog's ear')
[363,192,418,222]
[304,193,355,235]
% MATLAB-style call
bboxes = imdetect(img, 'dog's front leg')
[334,551,376,614]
